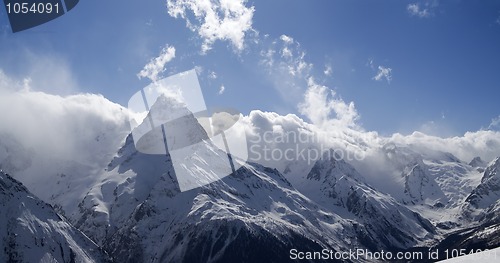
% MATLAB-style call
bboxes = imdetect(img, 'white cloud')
[208,70,217,79]
[241,110,374,179]
[281,46,293,59]
[298,78,360,129]
[417,120,456,137]
[259,35,313,104]
[373,65,392,84]
[367,59,375,69]
[368,59,392,83]
[389,130,500,164]
[27,53,81,95]
[167,0,255,53]
[138,45,176,82]
[276,35,311,77]
[280,34,293,44]
[259,35,359,130]
[260,48,276,68]
[324,64,333,76]
[241,106,500,185]
[277,35,296,60]
[3,66,499,199]
[194,65,204,75]
[0,71,139,212]
[489,115,500,130]
[0,51,79,95]
[218,85,225,95]
[0,72,133,168]
[407,1,438,18]
[407,3,430,18]
[0,70,26,92]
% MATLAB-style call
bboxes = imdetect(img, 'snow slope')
[72,95,379,262]
[75,134,380,262]
[293,150,437,249]
[462,158,500,220]
[0,171,110,262]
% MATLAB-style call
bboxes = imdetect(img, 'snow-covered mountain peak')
[483,157,500,181]
[148,93,192,121]
[402,162,448,205]
[0,170,28,194]
[463,156,500,216]
[469,156,487,168]
[306,149,364,183]
[131,92,210,156]
[383,143,424,171]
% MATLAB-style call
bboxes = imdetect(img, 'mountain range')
[1,96,499,262]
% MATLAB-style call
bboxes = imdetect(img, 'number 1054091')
[5,2,60,14]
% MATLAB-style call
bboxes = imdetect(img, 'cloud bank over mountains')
[0,70,132,168]
[1,0,498,182]
[1,66,499,182]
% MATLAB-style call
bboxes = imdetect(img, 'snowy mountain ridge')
[0,171,110,262]
[1,99,499,262]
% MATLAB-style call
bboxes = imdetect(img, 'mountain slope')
[432,199,500,262]
[293,150,436,250]
[1,92,498,262]
[0,171,110,263]
[401,161,447,206]
[462,157,500,219]
[75,135,379,263]
[469,156,487,171]
[72,96,379,262]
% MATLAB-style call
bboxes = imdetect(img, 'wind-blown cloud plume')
[259,34,314,105]
[0,70,133,168]
[138,45,176,82]
[488,115,500,130]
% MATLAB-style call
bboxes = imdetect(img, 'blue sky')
[1,0,499,136]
